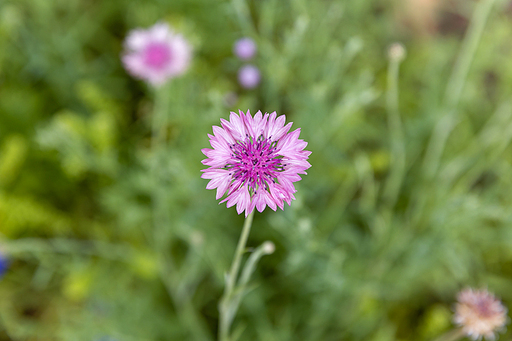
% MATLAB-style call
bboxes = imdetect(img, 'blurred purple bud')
[238,65,261,89]
[234,37,257,60]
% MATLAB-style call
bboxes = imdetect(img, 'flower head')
[122,22,192,86]
[454,288,508,340]
[238,65,261,89]
[234,37,257,60]
[201,110,311,217]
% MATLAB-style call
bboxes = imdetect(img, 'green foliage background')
[1,0,512,340]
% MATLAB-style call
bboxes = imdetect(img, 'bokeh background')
[1,0,512,340]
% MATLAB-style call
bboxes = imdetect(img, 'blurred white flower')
[454,288,508,340]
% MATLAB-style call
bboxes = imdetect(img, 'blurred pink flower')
[234,37,256,60]
[238,65,260,89]
[122,23,191,86]
[454,288,508,340]
[201,110,311,217]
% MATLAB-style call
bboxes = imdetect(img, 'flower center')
[475,299,494,318]
[228,135,284,191]
[143,43,172,69]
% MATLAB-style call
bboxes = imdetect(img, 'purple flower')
[233,37,257,60]
[122,23,192,86]
[238,65,261,89]
[201,110,311,217]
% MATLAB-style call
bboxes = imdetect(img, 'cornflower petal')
[201,169,232,199]
[252,111,268,137]
[250,187,276,213]
[212,125,235,145]
[237,185,251,216]
[229,111,248,140]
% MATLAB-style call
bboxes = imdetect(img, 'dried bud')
[388,42,406,62]
[261,241,275,255]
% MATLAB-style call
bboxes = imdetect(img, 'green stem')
[444,0,496,110]
[3,238,133,261]
[151,85,176,294]
[231,0,255,35]
[151,86,171,248]
[383,46,406,209]
[423,0,497,179]
[150,85,179,289]
[227,241,274,327]
[219,210,255,341]
[150,86,210,340]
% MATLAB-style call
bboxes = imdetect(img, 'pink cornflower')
[234,37,257,60]
[122,22,191,86]
[454,288,508,340]
[201,110,311,217]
